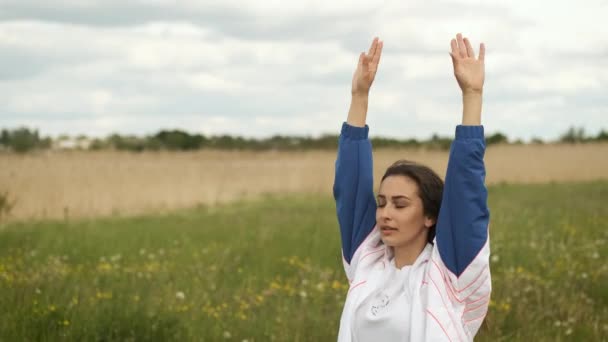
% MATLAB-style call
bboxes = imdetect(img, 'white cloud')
[0,0,606,141]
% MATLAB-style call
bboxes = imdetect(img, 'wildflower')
[299,291,307,298]
[96,291,112,299]
[223,331,231,339]
[491,255,499,263]
[176,291,185,300]
[97,262,112,272]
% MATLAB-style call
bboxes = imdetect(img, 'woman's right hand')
[351,37,383,96]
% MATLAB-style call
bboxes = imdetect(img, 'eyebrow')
[377,195,411,200]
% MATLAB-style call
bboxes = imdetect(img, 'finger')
[449,52,457,69]
[361,52,369,70]
[368,37,378,57]
[372,40,383,67]
[358,52,365,66]
[464,37,474,58]
[450,39,458,58]
[457,33,467,58]
[478,43,485,62]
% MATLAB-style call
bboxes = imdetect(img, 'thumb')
[358,52,365,67]
[448,52,457,69]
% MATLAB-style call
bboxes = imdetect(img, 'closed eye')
[377,203,406,209]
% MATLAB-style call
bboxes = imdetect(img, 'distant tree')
[594,129,608,142]
[560,126,585,143]
[0,129,8,146]
[486,132,508,145]
[9,127,40,153]
[530,137,544,144]
[154,130,206,150]
[89,138,108,150]
[108,134,146,152]
[427,133,452,150]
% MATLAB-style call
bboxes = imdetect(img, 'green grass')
[0,181,607,341]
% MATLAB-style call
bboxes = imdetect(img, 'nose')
[377,205,392,222]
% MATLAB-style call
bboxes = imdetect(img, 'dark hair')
[381,160,444,244]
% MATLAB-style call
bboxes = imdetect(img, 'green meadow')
[1,181,606,341]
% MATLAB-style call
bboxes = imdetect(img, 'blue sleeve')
[333,122,377,264]
[436,125,490,277]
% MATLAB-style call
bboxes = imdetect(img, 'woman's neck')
[392,234,428,269]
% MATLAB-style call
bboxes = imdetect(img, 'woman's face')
[376,175,434,247]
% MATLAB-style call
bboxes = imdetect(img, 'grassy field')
[0,181,607,341]
[1,143,607,222]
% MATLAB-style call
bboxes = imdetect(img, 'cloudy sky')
[0,0,606,141]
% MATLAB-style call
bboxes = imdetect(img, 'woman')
[333,33,490,341]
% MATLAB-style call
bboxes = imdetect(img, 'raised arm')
[431,33,490,335]
[333,38,383,265]
[437,34,488,274]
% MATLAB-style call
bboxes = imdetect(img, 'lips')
[381,226,398,231]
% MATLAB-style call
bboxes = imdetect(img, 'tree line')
[1,126,606,153]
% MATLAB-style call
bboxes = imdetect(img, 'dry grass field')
[1,143,607,222]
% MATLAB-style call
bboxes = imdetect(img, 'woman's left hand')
[450,33,485,95]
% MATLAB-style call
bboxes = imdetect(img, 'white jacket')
[337,227,490,341]
[333,123,491,341]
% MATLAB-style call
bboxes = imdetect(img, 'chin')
[380,236,398,247]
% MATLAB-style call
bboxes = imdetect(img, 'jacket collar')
[382,242,433,270]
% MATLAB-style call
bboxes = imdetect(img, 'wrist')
[462,89,483,97]
[461,91,482,126]
[351,92,369,101]
[347,94,369,127]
